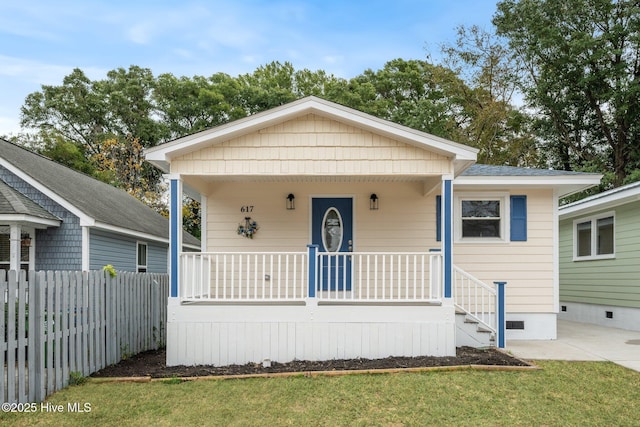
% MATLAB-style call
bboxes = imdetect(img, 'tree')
[153,73,246,139]
[21,68,108,156]
[440,25,541,167]
[329,59,472,141]
[494,0,640,187]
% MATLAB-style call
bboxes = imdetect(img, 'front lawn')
[3,361,639,426]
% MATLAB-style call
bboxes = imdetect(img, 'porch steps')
[455,309,495,348]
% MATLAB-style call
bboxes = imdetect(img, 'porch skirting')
[166,300,456,366]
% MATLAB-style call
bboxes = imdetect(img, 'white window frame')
[455,192,510,243]
[137,241,148,273]
[572,211,615,261]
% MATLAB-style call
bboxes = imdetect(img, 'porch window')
[456,194,508,241]
[573,213,615,260]
[137,242,148,273]
[0,226,31,272]
[0,228,9,271]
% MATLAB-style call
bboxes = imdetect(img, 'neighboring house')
[0,139,200,274]
[145,96,601,366]
[559,182,640,331]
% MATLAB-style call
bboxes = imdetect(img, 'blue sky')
[0,0,498,136]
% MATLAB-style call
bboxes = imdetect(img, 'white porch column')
[442,176,453,299]
[168,175,183,299]
[200,194,207,252]
[9,224,21,272]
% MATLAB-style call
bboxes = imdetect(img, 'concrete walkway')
[507,320,640,373]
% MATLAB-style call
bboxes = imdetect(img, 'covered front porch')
[164,178,504,365]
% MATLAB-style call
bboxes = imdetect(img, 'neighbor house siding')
[90,229,137,271]
[453,189,555,313]
[560,200,640,309]
[90,229,168,273]
[0,166,83,270]
[204,181,439,253]
[170,114,452,177]
[147,243,168,273]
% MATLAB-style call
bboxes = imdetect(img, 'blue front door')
[312,198,353,291]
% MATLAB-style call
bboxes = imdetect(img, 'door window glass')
[322,208,343,252]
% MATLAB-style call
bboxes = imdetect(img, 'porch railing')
[180,251,442,303]
[180,252,308,302]
[317,252,442,302]
[452,266,497,334]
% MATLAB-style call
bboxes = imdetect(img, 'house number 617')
[240,206,254,213]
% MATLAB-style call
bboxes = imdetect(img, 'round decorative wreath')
[237,217,259,239]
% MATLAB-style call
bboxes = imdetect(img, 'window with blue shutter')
[510,195,527,241]
[436,195,441,242]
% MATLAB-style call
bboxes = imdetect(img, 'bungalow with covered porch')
[145,96,601,366]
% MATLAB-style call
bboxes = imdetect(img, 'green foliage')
[68,371,87,386]
[494,0,640,186]
[102,264,117,278]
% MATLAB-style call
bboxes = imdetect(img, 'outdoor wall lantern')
[369,193,379,210]
[286,193,295,210]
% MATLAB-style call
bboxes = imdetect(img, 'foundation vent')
[506,321,525,330]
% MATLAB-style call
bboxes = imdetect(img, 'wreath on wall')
[237,217,259,239]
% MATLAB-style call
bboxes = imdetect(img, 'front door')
[312,198,353,291]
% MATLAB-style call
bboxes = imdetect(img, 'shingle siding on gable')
[0,166,83,270]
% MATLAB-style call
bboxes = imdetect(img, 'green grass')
[3,361,640,426]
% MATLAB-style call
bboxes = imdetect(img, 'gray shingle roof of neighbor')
[0,180,60,221]
[0,139,200,247]
[462,164,593,176]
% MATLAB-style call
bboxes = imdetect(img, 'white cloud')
[127,23,155,45]
[0,115,21,136]
[0,55,107,84]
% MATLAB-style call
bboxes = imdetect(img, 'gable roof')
[145,96,479,175]
[0,180,61,226]
[0,139,199,247]
[559,181,640,218]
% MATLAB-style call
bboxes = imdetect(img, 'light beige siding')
[204,181,439,253]
[171,114,452,176]
[453,189,556,313]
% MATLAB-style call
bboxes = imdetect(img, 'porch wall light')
[286,193,295,210]
[369,193,379,210]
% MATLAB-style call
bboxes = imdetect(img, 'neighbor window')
[456,194,507,241]
[137,242,148,273]
[574,213,615,260]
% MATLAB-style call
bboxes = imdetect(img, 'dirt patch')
[91,347,530,379]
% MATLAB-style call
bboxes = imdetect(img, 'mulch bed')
[90,347,531,379]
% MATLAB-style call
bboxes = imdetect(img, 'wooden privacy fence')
[1,270,169,404]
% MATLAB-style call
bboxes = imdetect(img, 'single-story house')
[145,96,601,366]
[0,138,200,274]
[559,181,640,331]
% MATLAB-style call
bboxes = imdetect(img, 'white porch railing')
[180,251,442,303]
[452,266,497,334]
[181,252,308,302]
[317,252,442,302]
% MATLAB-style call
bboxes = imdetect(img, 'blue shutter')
[510,195,527,241]
[436,195,442,242]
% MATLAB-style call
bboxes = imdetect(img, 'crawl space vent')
[506,321,525,330]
